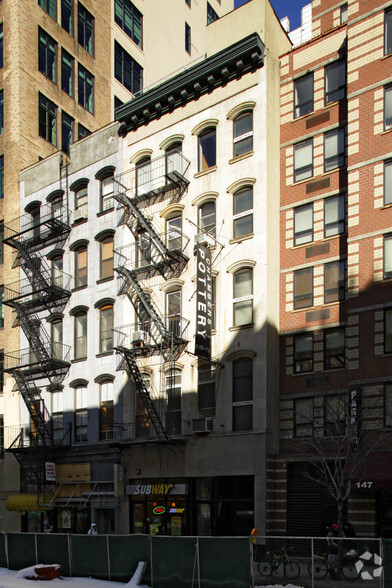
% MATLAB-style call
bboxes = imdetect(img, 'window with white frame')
[294,73,314,118]
[324,260,345,303]
[198,127,216,171]
[325,60,346,104]
[198,201,216,236]
[74,311,87,359]
[294,333,313,373]
[100,380,114,441]
[74,246,87,288]
[385,85,392,130]
[99,235,114,280]
[294,139,313,182]
[385,308,392,353]
[384,234,392,279]
[233,111,253,157]
[75,385,88,442]
[233,186,253,238]
[51,318,63,360]
[294,203,313,246]
[385,160,392,206]
[166,289,181,337]
[294,398,313,437]
[99,304,113,353]
[294,267,313,309]
[51,254,63,288]
[166,215,182,251]
[101,176,114,211]
[135,156,151,196]
[233,268,253,327]
[324,128,345,171]
[324,194,345,237]
[166,369,182,435]
[165,142,183,176]
[340,3,348,24]
[232,357,253,431]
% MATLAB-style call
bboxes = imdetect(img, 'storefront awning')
[351,452,392,491]
[6,493,54,512]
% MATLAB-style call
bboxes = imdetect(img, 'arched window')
[165,368,182,435]
[95,166,115,212]
[198,201,216,236]
[233,268,253,327]
[233,186,253,239]
[232,357,253,431]
[136,156,151,196]
[166,288,181,337]
[99,303,114,353]
[166,214,182,251]
[198,127,216,171]
[51,317,63,360]
[51,254,63,288]
[74,244,87,288]
[165,141,183,176]
[73,309,87,359]
[233,110,253,157]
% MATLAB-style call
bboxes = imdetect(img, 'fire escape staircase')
[3,204,71,488]
[113,153,190,441]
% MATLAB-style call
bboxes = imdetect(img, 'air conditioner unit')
[192,418,213,434]
[130,330,148,346]
[195,233,215,248]
[73,207,88,222]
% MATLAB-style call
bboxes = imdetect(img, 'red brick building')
[273,0,392,537]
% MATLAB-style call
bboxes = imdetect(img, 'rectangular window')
[0,24,3,68]
[185,22,191,54]
[0,351,3,395]
[75,386,87,442]
[61,49,74,96]
[294,398,313,436]
[114,41,143,95]
[384,234,392,279]
[51,319,63,359]
[385,85,392,130]
[38,28,57,83]
[101,176,114,211]
[324,128,345,171]
[294,73,314,118]
[294,203,313,246]
[385,308,392,353]
[136,375,151,438]
[39,93,57,146]
[74,313,87,359]
[0,220,3,264]
[114,96,123,116]
[233,187,253,238]
[294,333,313,373]
[61,0,73,35]
[39,0,56,19]
[198,127,216,171]
[385,160,392,206]
[385,7,392,56]
[324,261,345,303]
[232,358,253,431]
[99,305,113,353]
[61,111,74,154]
[324,395,345,436]
[294,267,313,310]
[0,285,3,329]
[0,156,3,200]
[78,64,94,113]
[233,268,253,326]
[207,3,219,24]
[294,139,313,182]
[233,111,253,157]
[324,327,345,370]
[0,90,3,134]
[0,415,3,456]
[78,123,90,140]
[100,382,114,441]
[324,194,344,237]
[325,60,346,104]
[75,247,87,288]
[185,0,191,5]
[100,237,113,279]
[340,3,348,24]
[78,2,94,55]
[114,0,143,48]
[52,391,63,445]
[198,364,216,416]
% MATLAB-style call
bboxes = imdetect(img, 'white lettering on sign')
[133,484,174,495]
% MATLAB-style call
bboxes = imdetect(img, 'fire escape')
[3,202,71,490]
[113,152,190,441]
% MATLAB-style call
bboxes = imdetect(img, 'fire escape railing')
[112,152,190,441]
[3,202,71,489]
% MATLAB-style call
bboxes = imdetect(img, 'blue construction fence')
[0,532,251,588]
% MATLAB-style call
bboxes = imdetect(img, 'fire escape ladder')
[119,347,168,441]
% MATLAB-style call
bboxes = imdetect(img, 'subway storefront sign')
[127,483,187,496]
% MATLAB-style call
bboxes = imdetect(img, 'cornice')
[116,33,264,135]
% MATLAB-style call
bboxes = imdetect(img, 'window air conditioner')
[195,233,215,248]
[192,418,213,434]
[73,207,88,222]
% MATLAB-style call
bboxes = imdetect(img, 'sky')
[234,0,309,31]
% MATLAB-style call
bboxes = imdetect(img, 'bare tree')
[289,386,390,534]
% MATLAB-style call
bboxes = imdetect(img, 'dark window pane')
[294,73,314,117]
[198,128,216,171]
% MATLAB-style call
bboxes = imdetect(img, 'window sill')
[381,53,392,61]
[229,323,254,332]
[381,127,392,136]
[291,306,314,313]
[292,176,314,186]
[229,233,254,245]
[229,151,254,165]
[72,285,88,292]
[71,357,87,363]
[72,217,88,227]
[97,207,114,217]
[96,351,114,358]
[292,370,314,376]
[194,166,217,179]
[96,276,114,285]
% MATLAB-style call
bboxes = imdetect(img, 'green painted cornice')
[116,33,264,135]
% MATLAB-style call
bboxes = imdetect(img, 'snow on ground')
[0,567,150,588]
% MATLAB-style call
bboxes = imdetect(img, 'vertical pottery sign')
[195,243,212,360]
[349,387,362,452]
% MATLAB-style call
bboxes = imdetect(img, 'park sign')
[349,387,362,452]
[194,242,212,360]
